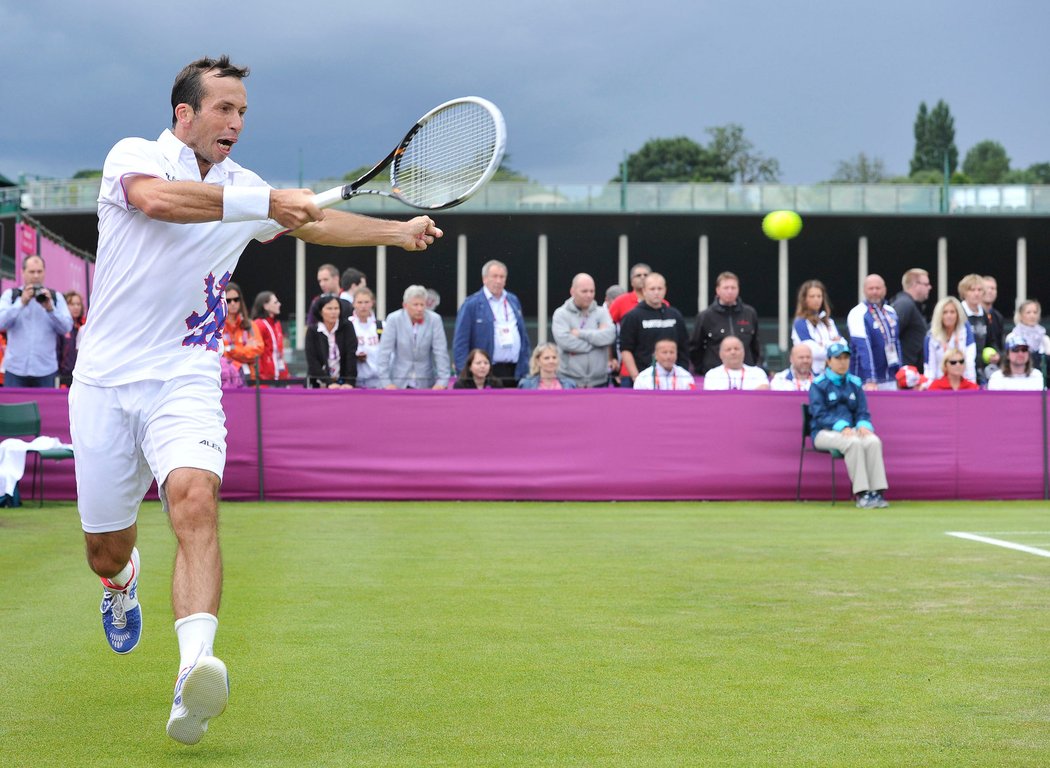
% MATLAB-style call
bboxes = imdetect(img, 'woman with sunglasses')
[927,350,979,391]
[220,282,262,387]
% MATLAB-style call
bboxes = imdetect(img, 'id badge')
[884,344,899,367]
[495,319,515,349]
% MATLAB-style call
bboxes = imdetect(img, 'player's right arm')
[123,175,322,230]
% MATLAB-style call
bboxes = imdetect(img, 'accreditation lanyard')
[654,366,677,390]
[723,366,743,390]
[869,303,899,366]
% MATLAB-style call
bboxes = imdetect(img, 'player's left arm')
[291,210,442,251]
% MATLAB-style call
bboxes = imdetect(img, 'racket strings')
[394,102,500,208]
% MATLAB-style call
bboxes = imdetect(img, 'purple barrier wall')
[4,388,1047,502]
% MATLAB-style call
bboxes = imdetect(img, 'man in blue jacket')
[453,259,530,385]
[847,273,902,390]
[809,342,890,509]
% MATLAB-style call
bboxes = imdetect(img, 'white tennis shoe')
[166,654,229,745]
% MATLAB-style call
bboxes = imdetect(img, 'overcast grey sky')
[3,0,1047,186]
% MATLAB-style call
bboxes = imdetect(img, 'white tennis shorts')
[69,376,227,533]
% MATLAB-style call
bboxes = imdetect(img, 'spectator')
[0,254,73,387]
[308,263,352,324]
[58,289,88,381]
[220,282,262,388]
[551,272,616,388]
[927,350,980,391]
[453,348,503,389]
[689,271,761,375]
[349,287,383,389]
[702,335,770,391]
[618,272,690,385]
[305,293,357,389]
[251,291,289,383]
[339,267,366,304]
[981,275,1006,361]
[809,341,890,508]
[770,343,815,392]
[790,279,842,375]
[607,263,652,324]
[1010,300,1050,373]
[377,285,450,389]
[922,296,976,384]
[453,259,530,386]
[987,333,1045,391]
[958,273,997,383]
[632,338,695,390]
[847,273,902,391]
[603,283,628,386]
[425,288,441,312]
[517,343,577,390]
[609,264,668,386]
[889,268,931,368]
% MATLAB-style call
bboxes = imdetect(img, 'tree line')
[620,100,1049,186]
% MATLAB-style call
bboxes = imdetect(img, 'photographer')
[0,254,73,387]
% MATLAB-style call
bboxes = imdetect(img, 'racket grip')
[312,186,348,210]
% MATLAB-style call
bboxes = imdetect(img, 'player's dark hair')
[171,55,250,127]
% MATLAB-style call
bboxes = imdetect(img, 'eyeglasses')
[226,297,241,303]
[946,360,965,365]
[1010,347,1030,353]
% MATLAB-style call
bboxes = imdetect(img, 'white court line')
[946,531,1050,559]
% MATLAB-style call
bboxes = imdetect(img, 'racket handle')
[312,186,348,210]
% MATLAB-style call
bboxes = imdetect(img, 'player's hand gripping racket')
[312,96,506,211]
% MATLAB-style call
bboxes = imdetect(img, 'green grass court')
[3,500,1050,767]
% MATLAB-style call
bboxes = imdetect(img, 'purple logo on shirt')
[183,271,231,351]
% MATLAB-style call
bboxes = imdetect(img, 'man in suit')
[377,285,451,389]
[452,259,530,386]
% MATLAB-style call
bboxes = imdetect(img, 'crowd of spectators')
[4,254,1047,398]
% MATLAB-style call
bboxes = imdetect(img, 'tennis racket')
[312,96,506,211]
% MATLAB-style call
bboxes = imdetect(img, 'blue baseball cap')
[826,341,850,358]
[1005,333,1029,351]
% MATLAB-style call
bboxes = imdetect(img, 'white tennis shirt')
[75,130,281,386]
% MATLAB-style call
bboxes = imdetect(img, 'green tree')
[706,124,780,183]
[830,152,886,183]
[72,169,102,179]
[910,100,958,176]
[962,140,1010,183]
[622,137,728,182]
[1004,162,1050,184]
[1026,163,1050,184]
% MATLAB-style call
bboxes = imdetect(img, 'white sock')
[174,613,219,670]
[102,559,135,590]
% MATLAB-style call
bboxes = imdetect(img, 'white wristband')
[222,186,271,222]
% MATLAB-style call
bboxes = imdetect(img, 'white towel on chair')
[0,436,72,497]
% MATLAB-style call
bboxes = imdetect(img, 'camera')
[22,285,50,303]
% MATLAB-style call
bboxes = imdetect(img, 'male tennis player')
[71,55,441,746]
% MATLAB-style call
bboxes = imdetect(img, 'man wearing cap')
[848,274,902,391]
[987,334,1045,391]
[808,342,890,509]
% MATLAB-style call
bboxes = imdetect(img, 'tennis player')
[71,54,441,745]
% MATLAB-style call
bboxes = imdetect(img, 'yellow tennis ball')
[981,346,998,364]
[762,210,803,241]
